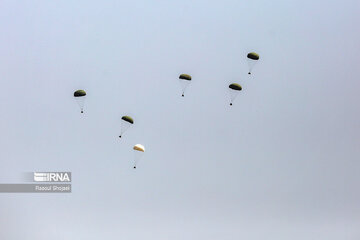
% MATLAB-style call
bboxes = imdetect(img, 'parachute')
[228,83,242,106]
[178,74,192,97]
[247,52,260,75]
[119,116,134,138]
[74,90,86,113]
[133,144,145,169]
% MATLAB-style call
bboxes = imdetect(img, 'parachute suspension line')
[133,152,138,168]
[229,89,238,104]
[75,96,86,113]
[120,120,132,138]
[247,60,255,75]
[179,80,190,97]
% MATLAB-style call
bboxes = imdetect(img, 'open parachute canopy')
[121,116,134,124]
[247,52,260,74]
[178,74,192,97]
[74,90,86,97]
[247,52,260,60]
[179,74,192,81]
[229,83,242,91]
[133,144,145,169]
[119,115,134,138]
[133,144,145,152]
[74,90,87,113]
[228,83,242,106]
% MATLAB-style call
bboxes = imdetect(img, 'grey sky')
[0,0,359,239]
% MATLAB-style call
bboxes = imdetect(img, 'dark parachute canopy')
[74,90,87,113]
[228,83,242,106]
[247,52,260,75]
[229,83,242,91]
[178,74,192,97]
[179,74,192,81]
[121,116,134,124]
[74,90,86,97]
[119,115,134,138]
[247,52,260,60]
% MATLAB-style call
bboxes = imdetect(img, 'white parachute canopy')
[133,144,145,169]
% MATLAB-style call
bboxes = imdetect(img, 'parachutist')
[133,144,145,169]
[248,72,251,75]
[134,166,136,169]
[119,135,122,138]
[228,83,242,106]
[182,94,184,97]
[74,90,86,113]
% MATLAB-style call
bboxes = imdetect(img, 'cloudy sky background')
[0,0,359,239]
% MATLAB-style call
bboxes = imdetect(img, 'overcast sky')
[0,0,359,239]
